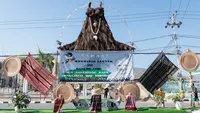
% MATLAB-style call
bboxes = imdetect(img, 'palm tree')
[35,49,54,73]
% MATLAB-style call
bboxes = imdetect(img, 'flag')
[20,53,57,95]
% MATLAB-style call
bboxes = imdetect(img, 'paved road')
[0,100,194,109]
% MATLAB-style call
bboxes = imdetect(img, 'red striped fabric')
[20,53,57,95]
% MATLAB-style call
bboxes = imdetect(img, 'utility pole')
[165,11,183,92]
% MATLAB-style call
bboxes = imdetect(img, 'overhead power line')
[177,0,183,12]
[136,45,176,52]
[181,45,200,48]
[0,15,168,25]
[0,18,167,30]
[181,0,191,21]
[178,35,200,39]
[0,12,200,26]
[134,35,171,43]
[168,0,172,21]
[0,11,169,23]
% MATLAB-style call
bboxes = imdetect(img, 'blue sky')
[0,0,200,73]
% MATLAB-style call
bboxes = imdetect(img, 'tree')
[35,49,54,73]
[169,76,177,81]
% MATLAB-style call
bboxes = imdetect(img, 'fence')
[0,74,53,102]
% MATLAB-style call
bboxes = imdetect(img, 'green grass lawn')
[0,108,192,113]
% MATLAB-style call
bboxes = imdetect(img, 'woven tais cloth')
[90,95,102,112]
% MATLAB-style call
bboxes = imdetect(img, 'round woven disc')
[0,62,2,70]
[121,83,140,102]
[3,57,21,77]
[56,84,75,103]
[180,51,199,72]
[53,84,62,99]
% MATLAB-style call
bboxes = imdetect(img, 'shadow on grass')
[137,107,149,111]
[22,111,40,113]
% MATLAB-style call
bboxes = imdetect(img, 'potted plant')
[167,91,184,110]
[11,90,31,113]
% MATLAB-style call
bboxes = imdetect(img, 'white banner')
[59,51,134,82]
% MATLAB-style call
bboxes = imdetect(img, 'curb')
[0,101,54,104]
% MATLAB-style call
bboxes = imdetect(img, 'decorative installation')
[179,50,200,72]
[139,52,178,93]
[20,54,57,95]
[1,56,21,77]
[59,51,134,82]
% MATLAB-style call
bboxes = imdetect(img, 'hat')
[104,84,110,88]
[2,56,21,77]
[56,83,75,103]
[74,84,80,90]
[179,50,200,72]
[120,83,140,102]
[91,88,101,95]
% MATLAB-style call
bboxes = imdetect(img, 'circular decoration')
[179,50,199,72]
[120,83,140,102]
[74,84,80,90]
[53,84,62,99]
[56,83,75,103]
[2,57,21,77]
[0,62,3,74]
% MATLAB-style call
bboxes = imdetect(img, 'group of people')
[53,87,137,113]
[154,84,200,108]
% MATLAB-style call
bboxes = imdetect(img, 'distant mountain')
[133,67,146,80]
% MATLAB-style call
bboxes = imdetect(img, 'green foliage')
[36,49,55,73]
[12,91,31,109]
[152,90,165,104]
[167,91,183,103]
[169,76,177,81]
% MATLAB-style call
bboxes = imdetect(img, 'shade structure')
[139,52,178,94]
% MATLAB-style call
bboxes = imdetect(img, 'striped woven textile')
[90,95,102,112]
[20,53,57,95]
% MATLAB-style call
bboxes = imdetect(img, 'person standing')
[90,88,102,113]
[54,94,65,113]
[104,87,109,98]
[125,93,137,111]
[192,83,200,107]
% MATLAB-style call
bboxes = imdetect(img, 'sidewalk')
[0,99,194,109]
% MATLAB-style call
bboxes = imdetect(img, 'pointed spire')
[88,2,92,8]
[100,2,103,8]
